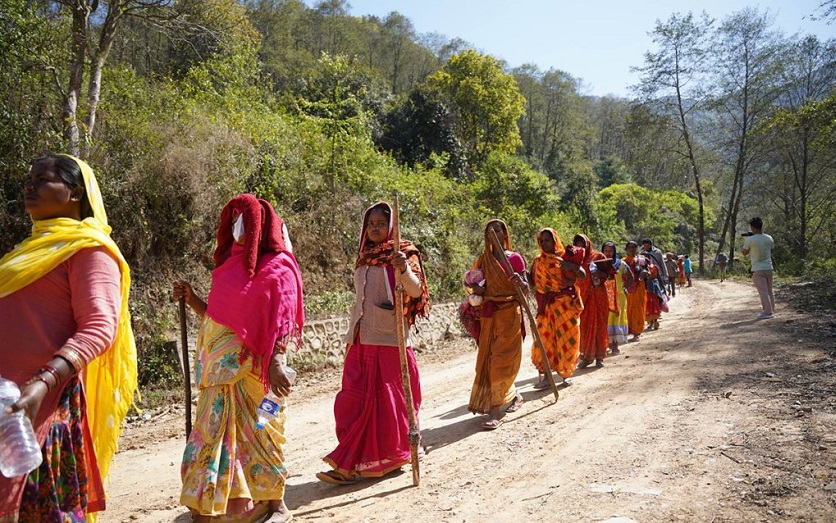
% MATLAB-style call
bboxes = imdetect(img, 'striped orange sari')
[531,230,583,379]
[468,221,525,414]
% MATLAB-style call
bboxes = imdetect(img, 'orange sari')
[468,221,525,414]
[624,254,647,336]
[531,229,583,379]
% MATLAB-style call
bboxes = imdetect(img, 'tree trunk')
[64,2,92,156]
[83,1,125,157]
[673,66,705,274]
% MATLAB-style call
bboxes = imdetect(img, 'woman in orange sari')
[468,220,527,430]
[530,229,586,389]
[575,234,612,369]
[623,241,649,342]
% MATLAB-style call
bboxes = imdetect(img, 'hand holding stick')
[488,229,559,401]
[392,196,421,486]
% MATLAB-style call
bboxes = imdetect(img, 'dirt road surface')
[105,280,836,522]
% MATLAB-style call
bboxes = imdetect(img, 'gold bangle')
[56,347,84,372]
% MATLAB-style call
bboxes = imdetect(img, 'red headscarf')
[213,194,288,278]
[206,194,304,388]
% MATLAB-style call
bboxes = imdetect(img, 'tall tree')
[756,36,836,259]
[710,8,783,266]
[426,50,525,168]
[50,0,178,156]
[634,11,713,273]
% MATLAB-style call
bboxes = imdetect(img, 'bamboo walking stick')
[392,197,421,487]
[179,297,193,439]
[488,229,559,401]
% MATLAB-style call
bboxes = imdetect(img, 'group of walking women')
[0,153,682,522]
[0,155,428,523]
[467,226,687,429]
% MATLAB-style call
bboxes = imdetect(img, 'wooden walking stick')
[178,297,193,439]
[392,196,421,487]
[488,229,560,401]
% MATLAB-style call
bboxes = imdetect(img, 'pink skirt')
[324,339,421,477]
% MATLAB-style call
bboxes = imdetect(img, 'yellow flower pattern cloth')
[180,317,287,516]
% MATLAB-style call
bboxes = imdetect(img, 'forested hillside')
[1,1,834,376]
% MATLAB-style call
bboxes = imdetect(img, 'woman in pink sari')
[317,202,430,484]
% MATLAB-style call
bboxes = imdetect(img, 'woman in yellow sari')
[530,229,586,388]
[0,154,137,522]
[623,241,649,342]
[173,195,304,523]
[468,220,528,430]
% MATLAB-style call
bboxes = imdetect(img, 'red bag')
[458,301,482,341]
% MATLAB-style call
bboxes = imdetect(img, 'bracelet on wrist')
[40,365,62,386]
[27,374,52,393]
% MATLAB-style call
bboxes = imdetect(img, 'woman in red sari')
[318,202,429,484]
[530,229,586,389]
[574,234,612,369]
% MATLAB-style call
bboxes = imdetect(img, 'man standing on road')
[664,252,678,297]
[641,238,668,295]
[741,217,775,319]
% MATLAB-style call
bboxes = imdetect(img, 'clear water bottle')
[256,366,296,429]
[0,374,43,478]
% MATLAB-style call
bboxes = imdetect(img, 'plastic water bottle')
[0,374,43,478]
[256,366,297,429]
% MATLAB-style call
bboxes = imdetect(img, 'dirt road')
[105,280,836,522]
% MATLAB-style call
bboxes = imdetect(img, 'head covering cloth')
[206,194,305,388]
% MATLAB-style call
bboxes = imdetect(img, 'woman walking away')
[0,154,137,522]
[602,242,632,356]
[623,241,649,342]
[684,255,693,287]
[468,220,528,430]
[318,202,429,483]
[176,194,304,522]
[575,235,609,369]
[530,229,586,387]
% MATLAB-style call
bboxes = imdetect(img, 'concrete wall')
[289,302,462,368]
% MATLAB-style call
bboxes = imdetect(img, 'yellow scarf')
[0,155,137,515]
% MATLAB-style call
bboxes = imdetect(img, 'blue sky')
[326,0,834,97]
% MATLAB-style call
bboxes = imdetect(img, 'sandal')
[577,359,590,369]
[505,395,524,413]
[595,359,604,368]
[316,470,358,485]
[610,347,621,356]
[481,418,504,430]
[533,378,550,390]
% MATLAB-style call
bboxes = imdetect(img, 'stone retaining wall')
[289,302,462,368]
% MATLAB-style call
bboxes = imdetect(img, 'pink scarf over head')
[206,195,305,388]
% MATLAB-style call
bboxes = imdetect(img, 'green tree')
[634,11,714,273]
[426,50,525,168]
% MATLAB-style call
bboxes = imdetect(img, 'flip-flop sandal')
[481,419,504,430]
[505,396,524,413]
[316,470,358,485]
